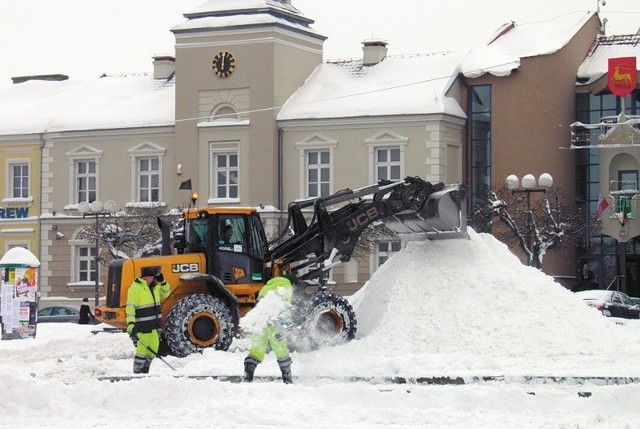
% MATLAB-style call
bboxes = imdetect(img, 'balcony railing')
[570,115,640,147]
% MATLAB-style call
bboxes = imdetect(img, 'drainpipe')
[38,133,46,294]
[39,133,46,262]
[277,127,284,232]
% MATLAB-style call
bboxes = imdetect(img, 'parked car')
[37,305,80,323]
[575,290,640,319]
[631,297,640,307]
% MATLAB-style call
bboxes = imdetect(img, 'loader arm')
[266,177,467,283]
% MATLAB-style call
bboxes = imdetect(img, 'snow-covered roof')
[172,0,322,39]
[185,0,304,18]
[0,74,175,135]
[461,11,596,78]
[577,34,640,86]
[277,52,466,121]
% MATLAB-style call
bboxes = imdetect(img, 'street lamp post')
[505,173,554,265]
[78,200,116,308]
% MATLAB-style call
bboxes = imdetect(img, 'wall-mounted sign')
[0,207,29,219]
[608,57,637,97]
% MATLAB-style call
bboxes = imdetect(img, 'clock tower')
[171,1,325,209]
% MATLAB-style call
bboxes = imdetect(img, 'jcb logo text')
[172,263,200,273]
[347,207,380,231]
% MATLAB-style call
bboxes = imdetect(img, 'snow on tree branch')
[474,187,585,269]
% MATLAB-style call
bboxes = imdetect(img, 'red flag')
[608,57,637,97]
[594,197,609,220]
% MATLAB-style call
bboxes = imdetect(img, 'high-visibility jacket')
[258,276,293,303]
[126,277,170,334]
[248,276,293,361]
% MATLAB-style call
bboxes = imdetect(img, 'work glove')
[155,272,165,284]
[127,324,138,346]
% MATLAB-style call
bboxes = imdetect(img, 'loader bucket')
[383,183,467,241]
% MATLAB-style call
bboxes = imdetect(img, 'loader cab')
[184,208,269,285]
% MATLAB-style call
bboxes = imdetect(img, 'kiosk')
[0,247,40,340]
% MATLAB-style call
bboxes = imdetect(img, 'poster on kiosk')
[0,247,40,340]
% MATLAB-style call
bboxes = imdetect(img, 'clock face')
[212,51,236,78]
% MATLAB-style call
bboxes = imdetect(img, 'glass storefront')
[575,91,640,294]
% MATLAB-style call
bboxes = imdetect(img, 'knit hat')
[141,267,156,278]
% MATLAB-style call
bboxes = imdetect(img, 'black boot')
[141,358,152,374]
[133,355,146,374]
[244,356,259,382]
[278,356,293,384]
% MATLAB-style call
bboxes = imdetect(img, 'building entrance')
[624,256,640,298]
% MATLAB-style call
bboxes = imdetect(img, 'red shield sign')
[608,57,637,96]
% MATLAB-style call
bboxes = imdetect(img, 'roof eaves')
[586,34,640,57]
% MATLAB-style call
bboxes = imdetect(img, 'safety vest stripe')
[137,303,158,310]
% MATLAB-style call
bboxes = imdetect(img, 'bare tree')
[78,206,181,266]
[474,186,585,269]
[352,222,399,260]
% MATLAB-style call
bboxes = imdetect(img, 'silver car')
[37,305,80,323]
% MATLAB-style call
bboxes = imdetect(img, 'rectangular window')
[10,163,29,198]
[307,150,330,197]
[613,170,638,219]
[7,242,29,251]
[618,170,638,192]
[78,246,97,282]
[468,85,492,232]
[214,152,239,199]
[376,241,401,270]
[138,157,160,202]
[76,160,97,203]
[375,148,401,181]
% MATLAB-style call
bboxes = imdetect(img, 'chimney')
[362,40,388,66]
[153,55,175,80]
[11,74,68,84]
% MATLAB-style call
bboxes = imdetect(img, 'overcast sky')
[0,0,638,84]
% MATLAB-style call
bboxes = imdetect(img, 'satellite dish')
[77,201,91,214]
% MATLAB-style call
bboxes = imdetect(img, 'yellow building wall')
[0,139,41,259]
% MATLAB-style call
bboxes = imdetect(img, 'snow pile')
[295,229,640,377]
[351,230,640,358]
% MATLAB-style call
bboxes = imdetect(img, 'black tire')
[288,291,357,352]
[164,294,235,358]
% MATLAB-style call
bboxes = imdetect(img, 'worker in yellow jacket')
[244,274,297,384]
[126,267,170,374]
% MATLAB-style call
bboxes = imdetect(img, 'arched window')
[211,105,239,121]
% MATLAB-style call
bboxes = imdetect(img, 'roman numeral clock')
[212,50,236,78]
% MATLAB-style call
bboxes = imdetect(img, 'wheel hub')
[188,311,220,347]
[313,309,344,340]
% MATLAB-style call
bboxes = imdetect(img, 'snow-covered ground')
[2,230,640,428]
